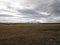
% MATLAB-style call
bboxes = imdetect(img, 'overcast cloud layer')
[0,0,60,23]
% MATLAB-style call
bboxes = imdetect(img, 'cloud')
[18,9,40,18]
[0,0,60,23]
[0,14,14,17]
[51,0,60,16]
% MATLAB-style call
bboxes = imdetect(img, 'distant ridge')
[0,23,60,24]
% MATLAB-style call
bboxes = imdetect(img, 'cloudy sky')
[0,0,60,23]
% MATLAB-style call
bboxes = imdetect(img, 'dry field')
[0,23,60,45]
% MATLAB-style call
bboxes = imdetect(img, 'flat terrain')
[0,23,60,45]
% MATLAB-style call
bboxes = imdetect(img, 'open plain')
[0,23,60,45]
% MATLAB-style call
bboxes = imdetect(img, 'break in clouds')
[0,0,60,23]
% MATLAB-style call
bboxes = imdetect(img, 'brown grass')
[0,23,60,45]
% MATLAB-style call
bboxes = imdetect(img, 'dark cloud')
[0,14,14,17]
[18,9,39,15]
[18,9,50,18]
[17,0,53,18]
[51,0,60,16]
[18,9,41,18]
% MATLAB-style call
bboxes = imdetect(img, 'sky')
[0,0,60,23]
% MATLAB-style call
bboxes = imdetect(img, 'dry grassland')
[0,23,60,45]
